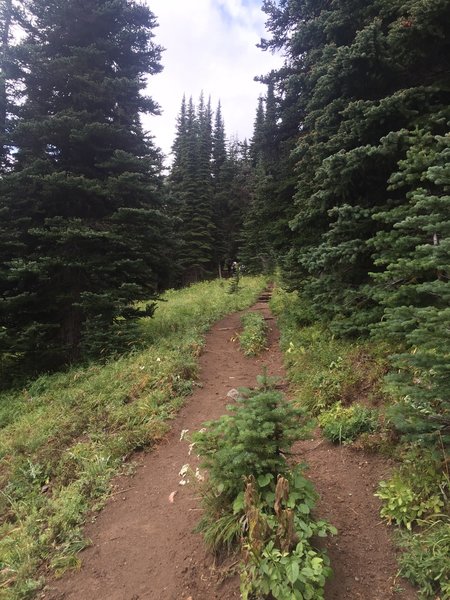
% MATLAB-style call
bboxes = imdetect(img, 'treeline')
[167,94,252,284]
[245,0,449,443]
[0,1,255,380]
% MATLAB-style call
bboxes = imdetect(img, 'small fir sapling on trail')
[191,372,336,600]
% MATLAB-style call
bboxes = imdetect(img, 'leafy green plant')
[239,312,268,356]
[376,446,449,531]
[193,377,335,599]
[240,472,334,600]
[376,476,444,530]
[318,402,378,444]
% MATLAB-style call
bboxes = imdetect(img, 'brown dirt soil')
[42,298,417,600]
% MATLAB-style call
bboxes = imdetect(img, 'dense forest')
[0,0,449,597]
[1,0,448,441]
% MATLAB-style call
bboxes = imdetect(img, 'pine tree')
[212,101,227,181]
[259,0,450,335]
[0,0,172,373]
[258,0,450,441]
[0,0,16,171]
[169,94,215,283]
[371,119,450,441]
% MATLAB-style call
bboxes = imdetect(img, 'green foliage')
[319,402,378,444]
[271,287,388,416]
[0,0,174,377]
[240,471,334,600]
[193,384,303,506]
[376,476,444,531]
[376,447,449,530]
[239,311,268,356]
[0,277,266,598]
[169,96,250,284]
[253,0,450,449]
[371,126,450,444]
[193,376,335,598]
[398,520,450,599]
[242,540,330,600]
[259,0,450,338]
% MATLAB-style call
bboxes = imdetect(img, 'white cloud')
[142,0,281,162]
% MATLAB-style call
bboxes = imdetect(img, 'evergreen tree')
[213,138,252,273]
[240,80,295,274]
[260,0,450,335]
[249,96,265,167]
[169,94,215,283]
[212,100,227,181]
[0,0,18,171]
[371,119,450,441]
[257,0,450,440]
[0,0,172,373]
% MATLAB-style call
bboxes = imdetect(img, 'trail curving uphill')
[43,295,415,600]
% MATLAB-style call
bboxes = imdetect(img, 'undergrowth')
[192,372,336,600]
[239,312,268,356]
[270,288,388,419]
[0,276,266,599]
[318,403,378,444]
[271,285,450,598]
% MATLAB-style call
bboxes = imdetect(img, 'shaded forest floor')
[41,296,416,600]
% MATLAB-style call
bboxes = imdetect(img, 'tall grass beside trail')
[269,287,389,418]
[0,276,266,600]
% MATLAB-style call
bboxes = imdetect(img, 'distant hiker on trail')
[231,261,239,275]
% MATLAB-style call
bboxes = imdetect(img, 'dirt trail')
[43,297,416,600]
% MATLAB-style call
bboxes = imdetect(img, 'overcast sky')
[142,0,281,162]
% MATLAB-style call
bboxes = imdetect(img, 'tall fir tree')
[169,94,215,283]
[256,0,450,440]
[169,95,250,280]
[371,118,450,442]
[0,0,173,374]
[240,79,295,273]
[259,0,450,334]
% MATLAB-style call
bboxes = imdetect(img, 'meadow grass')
[0,276,266,599]
[270,287,389,416]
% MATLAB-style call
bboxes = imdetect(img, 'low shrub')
[398,519,450,598]
[192,375,336,599]
[376,475,445,530]
[375,447,449,531]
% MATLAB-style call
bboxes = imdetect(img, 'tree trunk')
[0,0,12,169]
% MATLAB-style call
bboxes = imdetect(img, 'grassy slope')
[0,277,266,599]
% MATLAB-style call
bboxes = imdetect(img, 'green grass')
[0,276,266,599]
[239,312,268,356]
[270,287,389,417]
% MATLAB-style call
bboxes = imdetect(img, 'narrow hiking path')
[42,296,416,600]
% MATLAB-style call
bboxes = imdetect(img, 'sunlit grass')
[0,276,266,599]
